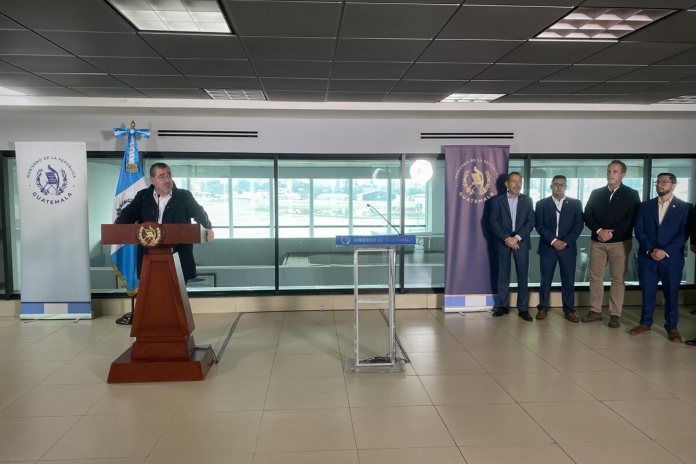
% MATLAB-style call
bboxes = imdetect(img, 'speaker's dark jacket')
[115,184,212,281]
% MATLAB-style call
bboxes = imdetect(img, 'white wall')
[1,102,695,154]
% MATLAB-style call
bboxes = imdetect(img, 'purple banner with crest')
[444,145,509,312]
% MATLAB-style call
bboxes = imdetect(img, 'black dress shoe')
[115,312,133,325]
[492,307,509,317]
[686,338,696,346]
[519,312,533,322]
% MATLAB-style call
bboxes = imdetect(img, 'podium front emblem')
[137,224,165,247]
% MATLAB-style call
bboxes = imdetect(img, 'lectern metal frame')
[336,234,415,373]
[353,246,397,370]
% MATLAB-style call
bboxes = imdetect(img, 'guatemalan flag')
[111,124,149,295]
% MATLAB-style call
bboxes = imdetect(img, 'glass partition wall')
[2,153,695,297]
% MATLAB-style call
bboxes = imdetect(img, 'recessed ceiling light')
[441,93,505,103]
[0,86,26,96]
[657,94,696,104]
[106,0,231,33]
[536,7,674,40]
[204,89,266,100]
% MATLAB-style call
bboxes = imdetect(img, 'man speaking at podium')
[114,162,214,325]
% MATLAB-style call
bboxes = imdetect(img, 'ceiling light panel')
[537,7,674,40]
[204,89,266,100]
[441,93,505,103]
[0,86,26,96]
[657,94,696,104]
[107,0,231,33]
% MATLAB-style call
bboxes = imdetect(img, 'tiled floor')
[1,306,696,464]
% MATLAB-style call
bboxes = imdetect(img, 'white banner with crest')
[15,142,92,319]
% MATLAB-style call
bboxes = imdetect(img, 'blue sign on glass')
[335,234,417,246]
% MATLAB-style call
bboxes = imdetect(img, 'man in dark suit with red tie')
[629,173,691,343]
[488,172,535,321]
[534,175,584,322]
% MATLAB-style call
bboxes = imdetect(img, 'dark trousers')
[495,244,530,312]
[638,256,683,331]
[538,247,577,313]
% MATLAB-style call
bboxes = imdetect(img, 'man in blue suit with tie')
[534,175,584,322]
[489,172,535,321]
[629,173,691,343]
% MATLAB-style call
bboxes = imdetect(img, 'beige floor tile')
[42,459,146,464]
[338,335,392,359]
[634,368,696,403]
[345,374,431,407]
[512,328,589,352]
[351,405,454,449]
[14,340,95,362]
[89,383,185,415]
[397,320,448,336]
[271,354,344,378]
[0,342,32,363]
[75,338,134,360]
[460,444,575,464]
[265,376,348,410]
[454,332,528,352]
[398,333,464,352]
[493,372,595,402]
[569,325,646,349]
[408,351,485,375]
[656,438,696,464]
[176,377,269,412]
[151,411,262,456]
[209,354,275,381]
[280,325,340,338]
[0,323,66,343]
[282,311,336,327]
[357,447,465,464]
[419,374,514,405]
[224,338,279,358]
[0,416,78,461]
[522,401,647,443]
[596,347,694,371]
[44,413,171,460]
[568,370,674,400]
[562,439,683,464]
[469,349,556,374]
[1,384,108,417]
[605,398,696,440]
[41,321,117,342]
[41,359,112,384]
[0,384,31,410]
[233,316,283,338]
[256,408,355,452]
[146,454,252,464]
[276,333,340,356]
[535,349,625,372]
[437,403,551,447]
[0,361,64,385]
[252,450,358,464]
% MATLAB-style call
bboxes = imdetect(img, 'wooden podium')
[102,222,215,383]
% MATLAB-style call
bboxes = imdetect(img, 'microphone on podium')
[366,203,402,235]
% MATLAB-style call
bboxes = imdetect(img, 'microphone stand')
[367,203,401,235]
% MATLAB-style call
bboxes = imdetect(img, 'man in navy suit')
[488,172,535,321]
[534,175,584,322]
[629,173,691,343]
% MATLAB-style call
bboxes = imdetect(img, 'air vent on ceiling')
[157,130,258,138]
[420,132,514,140]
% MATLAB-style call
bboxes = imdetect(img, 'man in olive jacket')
[581,160,640,328]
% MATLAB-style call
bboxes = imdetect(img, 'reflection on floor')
[1,306,696,464]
